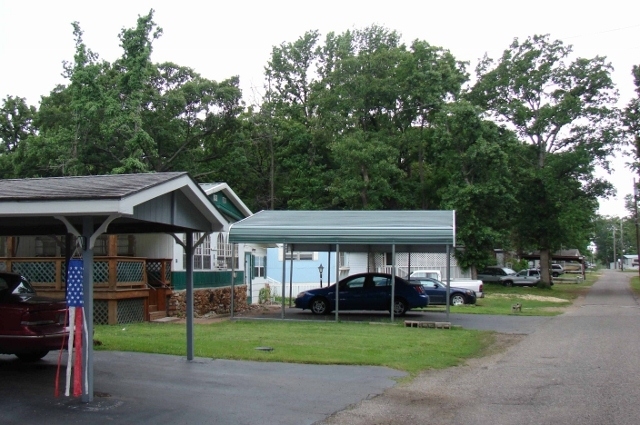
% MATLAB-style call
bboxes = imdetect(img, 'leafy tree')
[11,10,244,182]
[430,101,520,273]
[395,40,468,209]
[262,30,333,210]
[592,214,636,267]
[0,96,36,178]
[469,34,621,286]
[624,65,640,178]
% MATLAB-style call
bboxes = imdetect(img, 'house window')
[280,246,317,261]
[215,233,237,269]
[285,251,314,261]
[93,235,136,256]
[253,255,266,278]
[35,236,58,257]
[183,233,213,270]
[194,233,212,270]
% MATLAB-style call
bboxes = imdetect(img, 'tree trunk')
[539,249,552,288]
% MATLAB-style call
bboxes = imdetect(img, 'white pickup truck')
[409,270,484,298]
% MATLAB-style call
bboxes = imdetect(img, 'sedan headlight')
[296,292,308,298]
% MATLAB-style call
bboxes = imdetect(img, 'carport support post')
[446,244,451,322]
[281,243,286,319]
[81,217,94,403]
[231,243,235,319]
[289,244,294,307]
[327,246,331,286]
[335,244,340,322]
[186,232,194,361]
[390,244,396,322]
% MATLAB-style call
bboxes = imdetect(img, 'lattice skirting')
[94,301,109,325]
[94,299,145,325]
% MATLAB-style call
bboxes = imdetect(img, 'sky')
[1,1,639,216]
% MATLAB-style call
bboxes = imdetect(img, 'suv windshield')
[0,274,36,298]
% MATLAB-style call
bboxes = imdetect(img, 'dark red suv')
[0,272,68,361]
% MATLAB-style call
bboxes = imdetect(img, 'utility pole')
[613,227,616,270]
[635,179,640,280]
[621,220,624,271]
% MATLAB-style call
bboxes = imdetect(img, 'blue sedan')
[410,277,477,306]
[294,273,429,316]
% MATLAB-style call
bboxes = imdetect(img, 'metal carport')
[228,210,456,321]
[0,172,226,402]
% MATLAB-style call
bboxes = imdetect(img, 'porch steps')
[148,304,167,321]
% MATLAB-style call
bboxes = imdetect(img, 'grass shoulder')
[630,275,640,296]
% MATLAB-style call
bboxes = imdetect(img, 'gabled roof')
[229,210,455,252]
[0,172,226,236]
[199,182,252,223]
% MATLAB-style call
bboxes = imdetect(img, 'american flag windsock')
[65,259,86,397]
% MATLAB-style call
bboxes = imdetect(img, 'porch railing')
[0,256,159,291]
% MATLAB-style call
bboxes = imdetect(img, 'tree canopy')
[468,34,621,283]
[0,13,628,274]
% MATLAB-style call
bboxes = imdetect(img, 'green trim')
[209,192,246,221]
[171,270,245,290]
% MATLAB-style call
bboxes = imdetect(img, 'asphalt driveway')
[235,307,553,335]
[0,350,405,425]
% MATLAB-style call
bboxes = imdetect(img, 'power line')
[564,24,640,40]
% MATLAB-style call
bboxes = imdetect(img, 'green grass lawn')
[94,320,495,375]
[93,271,601,374]
[420,271,600,316]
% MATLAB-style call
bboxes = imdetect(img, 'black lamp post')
[318,263,324,288]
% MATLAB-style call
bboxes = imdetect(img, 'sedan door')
[368,275,393,310]
[338,275,369,310]
[420,280,446,304]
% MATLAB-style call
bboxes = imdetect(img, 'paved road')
[320,269,640,425]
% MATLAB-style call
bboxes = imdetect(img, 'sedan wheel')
[503,280,513,287]
[393,299,408,316]
[451,294,465,306]
[310,297,329,315]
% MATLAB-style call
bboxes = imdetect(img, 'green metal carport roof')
[229,210,457,322]
[228,210,456,251]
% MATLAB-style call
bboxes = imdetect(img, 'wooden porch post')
[107,235,118,256]
[6,236,15,271]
